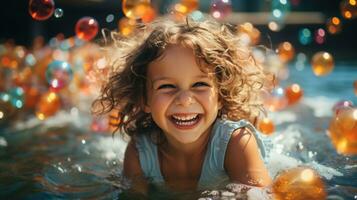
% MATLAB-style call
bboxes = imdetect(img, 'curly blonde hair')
[92,18,268,140]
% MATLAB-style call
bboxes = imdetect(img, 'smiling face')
[144,45,222,145]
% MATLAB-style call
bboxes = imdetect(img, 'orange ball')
[340,0,357,19]
[258,117,275,135]
[181,0,199,13]
[277,41,295,63]
[285,84,303,105]
[273,167,326,200]
[23,87,41,109]
[311,51,334,76]
[36,91,61,120]
[122,0,151,20]
[328,107,357,155]
[118,17,137,36]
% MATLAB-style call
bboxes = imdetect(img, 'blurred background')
[0,0,356,199]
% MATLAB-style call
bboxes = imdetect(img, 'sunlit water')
[0,64,356,199]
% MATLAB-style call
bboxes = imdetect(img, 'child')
[92,18,272,193]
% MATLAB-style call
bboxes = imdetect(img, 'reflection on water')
[0,64,356,199]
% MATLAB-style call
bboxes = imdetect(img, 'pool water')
[0,64,356,199]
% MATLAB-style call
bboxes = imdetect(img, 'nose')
[175,90,195,107]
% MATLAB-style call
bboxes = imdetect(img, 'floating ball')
[36,91,61,120]
[23,87,41,109]
[272,167,326,200]
[46,60,73,90]
[75,17,99,41]
[263,87,288,111]
[277,41,295,63]
[237,23,261,45]
[311,51,334,76]
[54,8,63,18]
[332,100,353,115]
[328,107,357,155]
[29,0,55,21]
[258,118,275,135]
[122,0,151,20]
[285,84,303,105]
[210,0,232,20]
[181,0,199,13]
[326,17,342,34]
[340,0,357,19]
[91,117,109,132]
[118,18,137,36]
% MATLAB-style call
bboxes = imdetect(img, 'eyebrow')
[152,75,210,84]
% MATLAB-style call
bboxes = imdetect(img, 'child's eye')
[157,84,175,89]
[193,82,210,87]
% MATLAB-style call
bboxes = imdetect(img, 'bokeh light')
[314,28,326,44]
[263,86,288,111]
[277,41,295,63]
[326,17,342,34]
[118,18,137,36]
[36,91,61,120]
[54,8,63,18]
[29,0,55,21]
[75,17,99,41]
[311,51,334,76]
[298,28,312,45]
[272,167,326,200]
[210,0,232,20]
[340,0,357,19]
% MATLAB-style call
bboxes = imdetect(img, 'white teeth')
[171,114,198,121]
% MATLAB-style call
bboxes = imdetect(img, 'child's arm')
[224,128,272,187]
[123,140,148,195]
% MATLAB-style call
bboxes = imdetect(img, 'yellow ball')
[311,51,334,76]
[272,167,326,200]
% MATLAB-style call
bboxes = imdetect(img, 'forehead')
[147,45,212,79]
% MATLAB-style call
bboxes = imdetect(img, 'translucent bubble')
[118,18,137,36]
[75,17,99,41]
[258,117,275,135]
[189,10,205,22]
[54,8,63,18]
[122,0,151,20]
[273,167,326,200]
[285,83,303,105]
[311,51,334,76]
[329,107,357,155]
[332,100,353,115]
[277,41,295,62]
[106,14,114,23]
[263,86,288,111]
[29,0,55,21]
[46,60,73,90]
[210,0,232,20]
[298,28,312,45]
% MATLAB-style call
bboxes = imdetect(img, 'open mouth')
[170,114,201,129]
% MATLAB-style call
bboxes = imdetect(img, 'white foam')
[303,96,337,117]
[93,134,128,162]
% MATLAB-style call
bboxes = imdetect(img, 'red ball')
[29,0,55,21]
[75,17,99,41]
